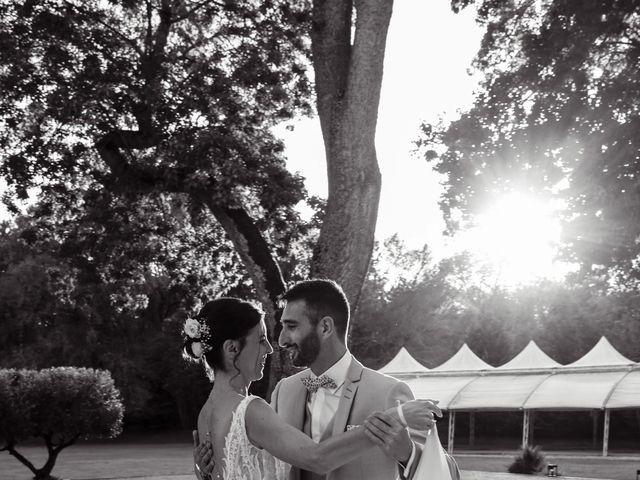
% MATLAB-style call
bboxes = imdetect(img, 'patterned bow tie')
[301,374,337,393]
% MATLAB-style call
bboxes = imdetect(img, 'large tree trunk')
[310,0,393,315]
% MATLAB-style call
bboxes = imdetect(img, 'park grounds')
[1,431,638,480]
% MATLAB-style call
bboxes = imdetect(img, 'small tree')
[508,445,546,475]
[0,367,124,480]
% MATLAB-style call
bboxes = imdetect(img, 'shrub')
[0,367,124,480]
[508,444,546,474]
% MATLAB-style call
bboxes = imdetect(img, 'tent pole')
[602,409,610,457]
[448,411,456,454]
[469,411,475,447]
[529,411,535,445]
[592,410,599,448]
[522,410,530,448]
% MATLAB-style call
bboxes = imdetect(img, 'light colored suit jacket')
[270,357,422,480]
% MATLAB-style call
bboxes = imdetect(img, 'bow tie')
[301,375,337,393]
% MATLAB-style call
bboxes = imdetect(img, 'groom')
[194,279,459,480]
[271,279,459,480]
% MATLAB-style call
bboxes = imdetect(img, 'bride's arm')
[245,397,372,474]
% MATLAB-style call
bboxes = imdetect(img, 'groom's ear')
[318,316,335,338]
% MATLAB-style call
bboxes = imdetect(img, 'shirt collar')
[311,350,352,391]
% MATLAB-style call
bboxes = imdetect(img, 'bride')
[183,297,440,480]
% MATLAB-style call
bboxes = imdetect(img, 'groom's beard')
[291,331,321,367]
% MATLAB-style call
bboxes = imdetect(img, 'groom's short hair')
[282,279,350,339]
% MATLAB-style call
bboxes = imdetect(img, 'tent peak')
[564,336,635,368]
[433,343,493,371]
[498,340,561,370]
[378,346,429,374]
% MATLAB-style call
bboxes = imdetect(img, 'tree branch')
[311,0,353,150]
[52,435,78,454]
[63,1,143,57]
[8,444,38,475]
[346,0,394,149]
[171,0,226,23]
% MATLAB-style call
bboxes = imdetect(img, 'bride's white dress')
[222,395,291,480]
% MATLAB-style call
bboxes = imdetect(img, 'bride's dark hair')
[184,297,263,380]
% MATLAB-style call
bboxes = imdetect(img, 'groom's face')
[279,299,321,367]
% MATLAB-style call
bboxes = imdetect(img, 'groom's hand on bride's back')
[193,430,215,480]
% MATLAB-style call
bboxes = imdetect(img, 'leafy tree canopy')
[0,367,123,480]
[0,0,312,252]
[421,0,640,285]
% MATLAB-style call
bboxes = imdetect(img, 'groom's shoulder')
[359,362,407,390]
[276,368,309,388]
[282,368,309,382]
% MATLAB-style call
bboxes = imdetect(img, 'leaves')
[0,367,123,478]
[0,0,312,222]
[429,0,640,283]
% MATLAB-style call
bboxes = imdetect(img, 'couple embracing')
[186,279,460,480]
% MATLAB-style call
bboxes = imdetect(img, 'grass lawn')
[0,431,195,480]
[455,453,640,480]
[1,431,638,480]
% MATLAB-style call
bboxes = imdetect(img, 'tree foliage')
[0,0,397,393]
[0,367,123,480]
[352,237,471,368]
[421,0,640,284]
[0,0,318,389]
[0,186,264,419]
[354,238,640,369]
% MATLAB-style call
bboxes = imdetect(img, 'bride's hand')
[385,399,442,431]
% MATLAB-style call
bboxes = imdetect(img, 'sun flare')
[458,193,568,287]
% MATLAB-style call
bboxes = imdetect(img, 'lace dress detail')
[222,395,291,480]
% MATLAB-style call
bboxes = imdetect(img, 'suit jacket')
[270,356,421,480]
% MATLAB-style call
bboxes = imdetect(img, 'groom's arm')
[270,378,283,412]
[377,382,460,480]
[386,381,422,480]
[192,430,214,480]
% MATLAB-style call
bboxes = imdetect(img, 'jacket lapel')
[289,371,310,431]
[332,357,364,436]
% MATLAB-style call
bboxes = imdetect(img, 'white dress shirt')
[307,350,352,442]
[306,351,417,477]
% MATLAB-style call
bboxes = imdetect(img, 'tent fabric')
[378,347,429,375]
[432,344,493,371]
[563,337,635,368]
[404,375,477,410]
[382,336,640,411]
[449,373,553,410]
[497,341,561,370]
[604,369,640,409]
[523,371,630,409]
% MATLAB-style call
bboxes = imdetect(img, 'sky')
[274,2,484,254]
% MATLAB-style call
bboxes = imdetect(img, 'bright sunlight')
[457,192,570,287]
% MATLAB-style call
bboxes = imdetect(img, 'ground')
[1,431,638,480]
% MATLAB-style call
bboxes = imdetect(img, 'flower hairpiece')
[183,317,212,359]
[184,318,201,338]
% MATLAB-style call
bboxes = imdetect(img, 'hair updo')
[183,297,264,380]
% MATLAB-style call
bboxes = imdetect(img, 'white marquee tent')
[379,337,639,455]
[378,347,430,375]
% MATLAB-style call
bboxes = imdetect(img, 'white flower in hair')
[184,318,201,338]
[191,342,204,358]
